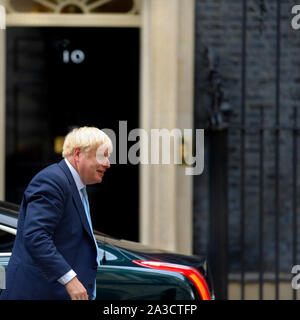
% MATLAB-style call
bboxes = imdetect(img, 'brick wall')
[194,0,300,276]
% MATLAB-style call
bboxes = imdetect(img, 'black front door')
[5,27,140,241]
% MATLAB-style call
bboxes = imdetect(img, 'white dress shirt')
[57,158,86,285]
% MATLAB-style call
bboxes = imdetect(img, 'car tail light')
[132,260,211,300]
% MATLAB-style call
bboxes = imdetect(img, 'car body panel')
[0,201,213,300]
[95,265,196,300]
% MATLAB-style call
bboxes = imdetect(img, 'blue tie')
[81,187,100,300]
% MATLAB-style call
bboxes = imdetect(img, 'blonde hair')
[62,126,113,158]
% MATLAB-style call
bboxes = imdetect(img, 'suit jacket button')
[88,284,93,289]
[93,264,98,270]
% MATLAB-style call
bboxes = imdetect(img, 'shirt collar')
[64,158,85,195]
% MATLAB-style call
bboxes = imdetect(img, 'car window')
[0,229,15,252]
[0,211,18,228]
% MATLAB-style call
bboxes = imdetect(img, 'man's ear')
[73,148,81,161]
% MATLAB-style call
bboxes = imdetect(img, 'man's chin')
[87,176,103,185]
[94,171,104,183]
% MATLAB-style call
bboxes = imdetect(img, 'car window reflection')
[98,249,117,261]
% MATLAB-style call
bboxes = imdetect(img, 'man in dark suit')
[0,126,112,300]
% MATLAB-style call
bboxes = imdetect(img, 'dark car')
[0,201,214,300]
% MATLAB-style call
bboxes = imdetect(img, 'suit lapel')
[58,159,95,241]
